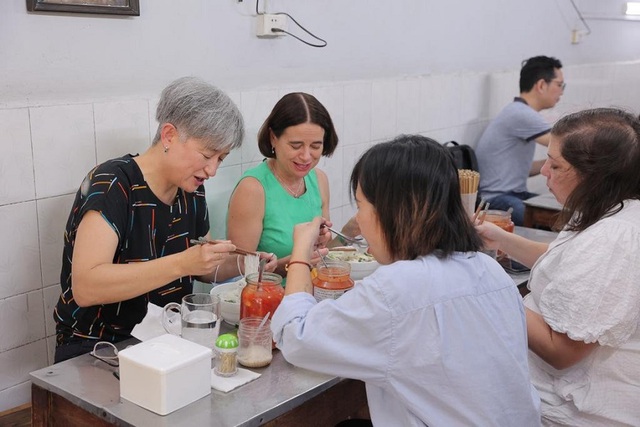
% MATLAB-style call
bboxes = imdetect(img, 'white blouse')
[525,199,640,426]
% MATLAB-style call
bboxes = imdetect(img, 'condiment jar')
[240,272,284,320]
[483,210,515,260]
[214,333,238,377]
[237,317,273,368]
[312,260,354,302]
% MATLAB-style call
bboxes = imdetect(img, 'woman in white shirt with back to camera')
[271,135,541,426]
[477,108,640,426]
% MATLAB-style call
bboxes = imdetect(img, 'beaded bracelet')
[285,260,312,271]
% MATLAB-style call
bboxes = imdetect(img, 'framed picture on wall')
[26,0,140,16]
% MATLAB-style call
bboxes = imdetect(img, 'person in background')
[227,92,359,279]
[54,76,276,363]
[477,108,640,425]
[476,55,564,225]
[271,135,541,426]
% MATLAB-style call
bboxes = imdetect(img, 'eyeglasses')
[550,79,566,90]
[90,341,119,367]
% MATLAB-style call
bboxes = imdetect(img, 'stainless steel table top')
[31,332,338,427]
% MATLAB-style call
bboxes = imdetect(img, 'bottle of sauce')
[240,272,284,320]
[312,260,354,302]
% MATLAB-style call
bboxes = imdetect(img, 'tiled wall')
[1,61,639,411]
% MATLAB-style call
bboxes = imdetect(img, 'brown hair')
[553,108,640,231]
[350,135,482,261]
[257,93,338,158]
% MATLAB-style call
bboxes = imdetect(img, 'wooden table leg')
[32,384,115,427]
[262,379,369,426]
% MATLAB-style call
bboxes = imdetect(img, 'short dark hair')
[553,108,640,231]
[257,93,339,158]
[350,135,482,260]
[519,56,563,93]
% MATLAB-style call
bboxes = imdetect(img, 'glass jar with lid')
[312,260,354,302]
[240,272,284,320]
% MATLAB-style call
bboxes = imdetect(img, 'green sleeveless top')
[241,161,322,259]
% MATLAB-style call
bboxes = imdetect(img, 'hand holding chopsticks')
[190,237,258,257]
[473,199,490,224]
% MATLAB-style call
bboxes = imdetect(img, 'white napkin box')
[118,334,212,415]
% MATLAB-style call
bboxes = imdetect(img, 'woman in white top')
[271,135,541,426]
[478,108,640,425]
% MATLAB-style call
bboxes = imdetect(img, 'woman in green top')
[227,93,359,278]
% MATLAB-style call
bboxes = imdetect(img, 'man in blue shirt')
[476,56,565,225]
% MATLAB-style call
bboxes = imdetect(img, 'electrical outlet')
[256,14,287,38]
[571,29,583,44]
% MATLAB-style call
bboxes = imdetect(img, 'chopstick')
[472,198,486,222]
[189,238,258,257]
[477,202,490,225]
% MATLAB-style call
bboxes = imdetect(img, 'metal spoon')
[257,257,267,285]
[324,226,366,246]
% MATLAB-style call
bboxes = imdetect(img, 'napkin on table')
[131,303,168,341]
[211,368,261,392]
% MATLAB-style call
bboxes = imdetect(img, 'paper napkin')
[131,303,168,341]
[211,367,261,393]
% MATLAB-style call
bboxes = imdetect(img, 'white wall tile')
[95,100,151,163]
[223,91,243,168]
[240,89,280,165]
[342,82,372,145]
[0,290,46,352]
[203,164,242,240]
[30,104,97,198]
[0,339,47,392]
[43,284,61,338]
[317,146,345,218]
[459,72,490,125]
[419,76,440,133]
[46,335,56,365]
[0,201,41,300]
[148,97,160,143]
[314,85,345,143]
[0,108,35,205]
[396,78,422,134]
[371,80,397,141]
[341,143,370,206]
[0,382,32,413]
[37,194,74,287]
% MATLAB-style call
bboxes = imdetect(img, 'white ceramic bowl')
[326,250,379,281]
[210,278,244,325]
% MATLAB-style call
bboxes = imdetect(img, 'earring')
[271,147,275,155]
[164,146,169,153]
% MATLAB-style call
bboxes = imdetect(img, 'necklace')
[269,162,304,198]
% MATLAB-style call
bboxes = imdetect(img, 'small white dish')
[210,278,245,326]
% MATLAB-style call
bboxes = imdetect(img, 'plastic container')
[240,272,284,320]
[118,334,211,415]
[312,260,355,302]
[237,317,273,368]
[214,333,239,377]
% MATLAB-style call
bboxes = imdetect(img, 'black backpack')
[444,141,479,171]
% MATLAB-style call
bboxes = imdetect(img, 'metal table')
[31,334,367,427]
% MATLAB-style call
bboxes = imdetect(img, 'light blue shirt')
[272,252,541,426]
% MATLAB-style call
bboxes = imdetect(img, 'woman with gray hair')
[53,77,276,363]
